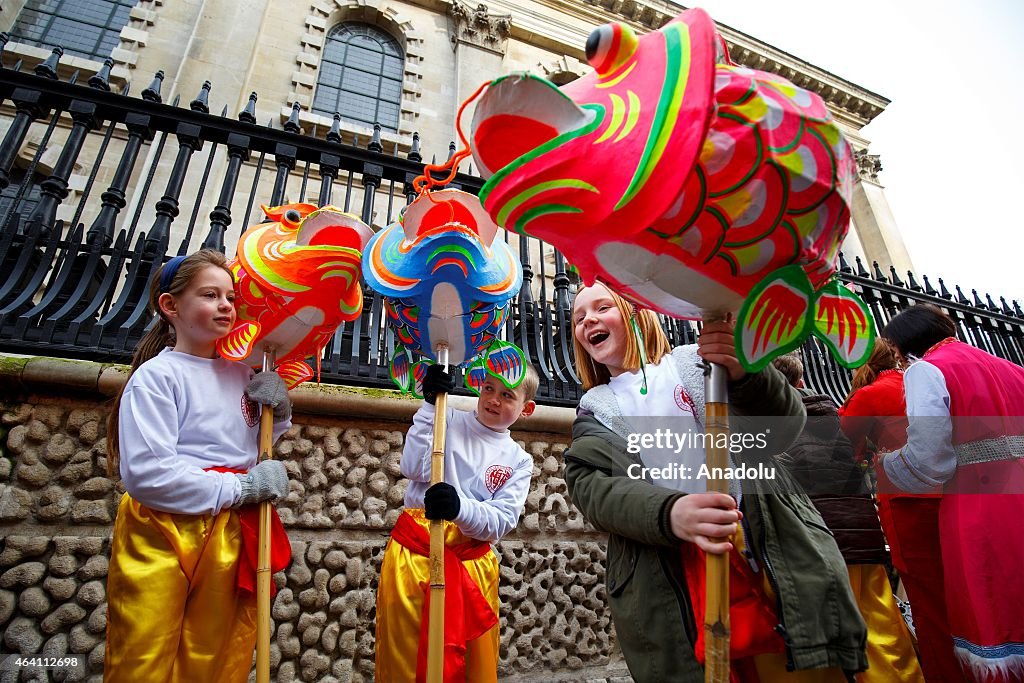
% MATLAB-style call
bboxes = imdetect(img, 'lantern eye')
[284,209,302,225]
[584,27,605,64]
[585,23,638,76]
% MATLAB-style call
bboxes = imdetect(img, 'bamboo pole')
[255,347,277,683]
[426,345,450,683]
[704,360,731,683]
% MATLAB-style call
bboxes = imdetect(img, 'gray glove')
[234,459,289,507]
[245,371,291,422]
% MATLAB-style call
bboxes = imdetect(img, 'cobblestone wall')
[0,358,631,682]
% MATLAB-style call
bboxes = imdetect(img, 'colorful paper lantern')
[362,189,524,393]
[470,8,873,371]
[217,203,373,386]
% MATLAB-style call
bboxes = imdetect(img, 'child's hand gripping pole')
[256,347,277,683]
[703,358,731,683]
[427,344,449,683]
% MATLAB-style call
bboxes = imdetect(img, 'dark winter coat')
[776,391,889,565]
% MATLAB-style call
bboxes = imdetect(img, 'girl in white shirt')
[103,249,291,683]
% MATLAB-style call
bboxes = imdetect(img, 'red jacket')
[839,368,939,575]
[839,369,908,460]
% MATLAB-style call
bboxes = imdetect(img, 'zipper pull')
[743,547,759,573]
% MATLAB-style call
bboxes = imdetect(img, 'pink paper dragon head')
[470,8,874,371]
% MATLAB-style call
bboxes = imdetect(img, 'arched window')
[313,23,404,131]
[9,0,135,62]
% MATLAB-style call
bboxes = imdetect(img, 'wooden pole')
[426,345,449,683]
[255,347,276,683]
[704,360,731,683]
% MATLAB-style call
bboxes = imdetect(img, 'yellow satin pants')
[744,563,921,683]
[747,558,920,682]
[104,494,257,683]
[731,532,848,683]
[847,564,923,683]
[375,509,500,683]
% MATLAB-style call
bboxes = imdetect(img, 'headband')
[158,255,188,293]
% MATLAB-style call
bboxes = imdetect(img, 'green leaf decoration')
[464,359,487,396]
[463,340,527,395]
[410,360,431,400]
[390,345,412,393]
[811,281,875,368]
[735,265,814,373]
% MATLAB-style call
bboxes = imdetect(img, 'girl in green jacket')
[564,282,866,682]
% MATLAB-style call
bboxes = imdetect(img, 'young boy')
[375,363,539,683]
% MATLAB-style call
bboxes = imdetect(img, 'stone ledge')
[0,42,130,88]
[0,354,114,396]
[0,353,574,435]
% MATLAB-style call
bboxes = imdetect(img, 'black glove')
[424,482,461,521]
[421,364,455,405]
[245,371,291,422]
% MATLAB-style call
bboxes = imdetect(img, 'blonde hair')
[771,352,804,388]
[571,283,671,390]
[105,250,233,477]
[518,364,540,403]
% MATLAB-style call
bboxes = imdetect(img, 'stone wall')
[0,355,632,682]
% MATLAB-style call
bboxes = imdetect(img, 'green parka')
[564,347,867,682]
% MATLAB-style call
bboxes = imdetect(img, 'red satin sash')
[207,466,291,597]
[390,510,498,683]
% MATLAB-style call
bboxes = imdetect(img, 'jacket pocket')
[606,534,639,597]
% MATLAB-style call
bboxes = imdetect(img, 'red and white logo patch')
[241,394,259,428]
[484,465,513,494]
[674,385,697,417]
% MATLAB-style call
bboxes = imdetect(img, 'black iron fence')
[1,46,1023,407]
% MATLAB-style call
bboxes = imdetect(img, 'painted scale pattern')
[384,297,512,360]
[643,61,854,297]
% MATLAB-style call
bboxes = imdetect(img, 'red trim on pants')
[207,466,291,597]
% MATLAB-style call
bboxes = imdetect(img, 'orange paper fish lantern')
[217,203,373,386]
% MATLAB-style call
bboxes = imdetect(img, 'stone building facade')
[0,0,913,274]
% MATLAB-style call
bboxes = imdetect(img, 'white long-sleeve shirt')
[401,402,533,543]
[607,352,708,494]
[882,360,956,492]
[118,349,291,514]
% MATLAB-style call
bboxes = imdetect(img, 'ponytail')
[105,249,231,477]
[843,338,898,407]
[105,319,174,476]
